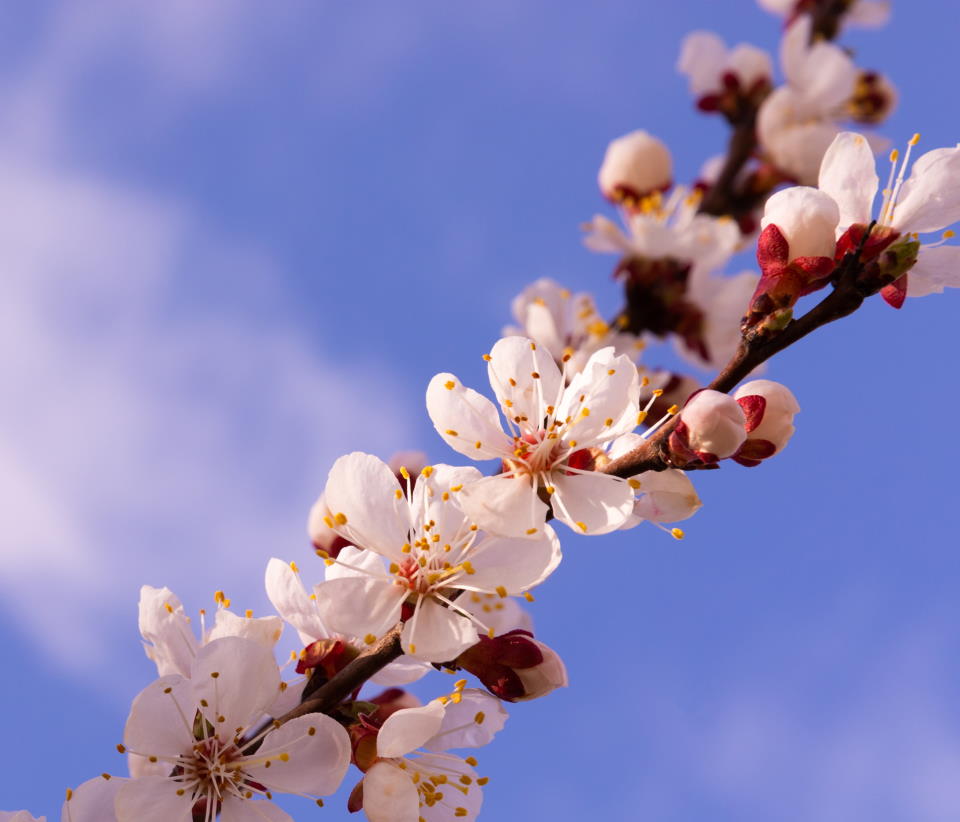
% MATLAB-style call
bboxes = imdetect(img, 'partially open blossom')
[117,637,351,821]
[455,629,567,702]
[678,31,772,115]
[428,337,641,537]
[758,16,858,184]
[359,689,507,822]
[138,585,282,679]
[311,453,562,662]
[848,70,897,125]
[671,390,747,463]
[762,187,839,260]
[733,379,800,466]
[598,130,672,205]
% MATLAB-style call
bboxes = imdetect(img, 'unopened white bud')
[734,379,800,453]
[513,640,568,702]
[598,130,672,202]
[680,390,747,459]
[631,469,702,523]
[761,186,839,259]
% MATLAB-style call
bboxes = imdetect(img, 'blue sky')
[1,1,959,819]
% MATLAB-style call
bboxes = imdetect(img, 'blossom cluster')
[6,1,958,820]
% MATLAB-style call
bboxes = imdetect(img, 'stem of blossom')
[698,115,759,219]
[274,622,404,724]
[605,232,875,478]
[809,0,855,41]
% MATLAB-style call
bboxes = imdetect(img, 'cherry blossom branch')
[697,111,761,219]
[605,229,876,478]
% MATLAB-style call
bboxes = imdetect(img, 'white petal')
[818,132,878,230]
[906,246,960,297]
[426,373,513,460]
[846,0,891,27]
[114,778,192,822]
[60,775,121,822]
[582,214,632,254]
[550,470,635,535]
[486,336,562,432]
[137,585,197,678]
[377,700,446,758]
[402,596,477,662]
[323,545,389,582]
[727,43,773,88]
[124,675,193,760]
[414,755,483,821]
[677,31,727,95]
[892,145,960,234]
[313,576,403,640]
[411,464,484,549]
[556,349,640,443]
[631,470,703,524]
[191,637,279,737]
[761,186,839,258]
[461,593,534,635]
[362,762,418,822]
[219,797,293,822]
[323,452,408,558]
[246,714,351,796]
[458,474,548,538]
[424,690,508,751]
[264,558,326,645]
[207,609,283,650]
[459,527,562,594]
[370,656,432,687]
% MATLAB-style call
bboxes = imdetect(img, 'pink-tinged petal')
[191,637,279,737]
[521,300,565,361]
[557,349,639,443]
[459,527,561,594]
[424,690,508,751]
[414,755,483,821]
[362,762,418,822]
[124,675,193,759]
[207,609,283,650]
[114,777,192,822]
[846,0,891,27]
[402,597,477,662]
[818,132,878,230]
[892,145,960,234]
[581,214,632,254]
[138,585,197,678]
[550,471,635,535]
[458,474,548,539]
[264,558,327,645]
[313,577,403,640]
[486,336,562,430]
[324,545,389,582]
[246,714,351,796]
[219,797,293,822]
[630,470,702,525]
[377,700,446,758]
[426,373,513,461]
[61,775,122,822]
[779,17,809,90]
[677,31,727,96]
[907,246,960,297]
[323,452,408,558]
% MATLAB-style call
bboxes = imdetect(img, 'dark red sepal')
[736,395,767,433]
[835,223,899,263]
[880,275,908,309]
[731,438,777,467]
[347,780,364,813]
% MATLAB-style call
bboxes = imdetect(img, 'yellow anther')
[65,789,73,800]
[364,633,377,645]
[910,132,921,145]
[504,399,514,408]
[444,380,455,390]
[667,404,679,415]
[605,417,614,426]
[628,478,642,489]
[395,489,402,499]
[454,678,467,690]
[581,407,590,417]
[389,562,400,574]
[401,542,411,553]
[607,368,616,376]
[409,643,417,654]
[324,559,334,567]
[315,547,329,559]
[462,561,476,574]
[641,375,650,386]
[431,533,440,542]
[944,230,956,239]
[445,429,459,436]
[316,799,324,807]
[418,556,427,567]
[482,353,492,361]
[475,440,482,449]
[889,148,899,162]
[568,440,577,448]
[477,777,489,786]
[399,466,410,480]
[245,609,253,618]
[214,590,226,604]
[450,691,463,704]
[545,486,555,495]
[474,711,486,724]
[529,341,537,350]
[523,592,535,602]
[289,561,299,573]
[455,808,468,817]
[508,377,517,387]
[671,528,685,540]
[465,756,479,766]
[531,371,540,379]
[652,388,664,397]
[334,512,348,525]
[422,465,434,477]
[469,524,478,531]
[164,602,173,613]
[451,484,463,492]
[442,491,450,501]
[576,521,588,532]
[495,585,507,598]
[278,753,290,762]
[487,627,495,638]
[116,744,126,753]
[525,527,538,535]
[637,411,648,424]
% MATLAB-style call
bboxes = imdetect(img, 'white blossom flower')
[428,336,641,537]
[678,31,772,104]
[734,379,800,461]
[597,130,672,204]
[361,689,507,822]
[757,16,858,183]
[311,453,562,662]
[138,586,283,680]
[264,557,429,686]
[756,0,890,29]
[817,131,960,300]
[674,390,747,461]
[505,278,658,381]
[117,637,351,822]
